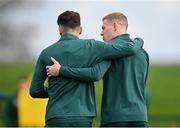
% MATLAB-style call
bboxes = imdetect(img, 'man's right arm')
[30,51,48,98]
[47,60,111,82]
[60,60,111,82]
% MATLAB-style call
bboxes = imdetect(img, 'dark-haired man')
[30,11,143,127]
[47,12,149,127]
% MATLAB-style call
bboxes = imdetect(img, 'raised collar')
[112,33,130,41]
[59,33,79,41]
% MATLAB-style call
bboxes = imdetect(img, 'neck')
[62,31,79,37]
[113,31,127,39]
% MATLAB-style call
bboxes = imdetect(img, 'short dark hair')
[57,10,81,28]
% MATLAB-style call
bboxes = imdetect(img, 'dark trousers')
[46,121,92,127]
[101,121,148,127]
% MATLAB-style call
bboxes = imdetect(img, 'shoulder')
[79,38,96,47]
[83,39,107,47]
[141,48,149,57]
[40,42,58,56]
[138,48,149,62]
[45,41,59,50]
[82,38,95,43]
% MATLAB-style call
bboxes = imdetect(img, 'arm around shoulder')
[60,60,111,82]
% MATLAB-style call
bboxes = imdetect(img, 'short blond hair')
[103,12,128,29]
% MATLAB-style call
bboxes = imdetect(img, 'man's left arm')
[30,51,48,98]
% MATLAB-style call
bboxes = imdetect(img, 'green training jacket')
[58,34,149,124]
[30,33,143,123]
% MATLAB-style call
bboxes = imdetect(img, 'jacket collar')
[112,33,130,41]
[59,33,79,42]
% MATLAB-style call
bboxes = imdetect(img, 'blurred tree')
[0,0,43,62]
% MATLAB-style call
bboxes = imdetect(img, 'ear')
[113,22,117,31]
[59,26,63,35]
[79,26,82,35]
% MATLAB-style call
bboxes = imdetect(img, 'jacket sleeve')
[29,51,48,98]
[59,60,111,82]
[93,38,143,61]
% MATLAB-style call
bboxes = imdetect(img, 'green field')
[0,63,180,126]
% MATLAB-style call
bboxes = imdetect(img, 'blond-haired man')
[45,12,148,127]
